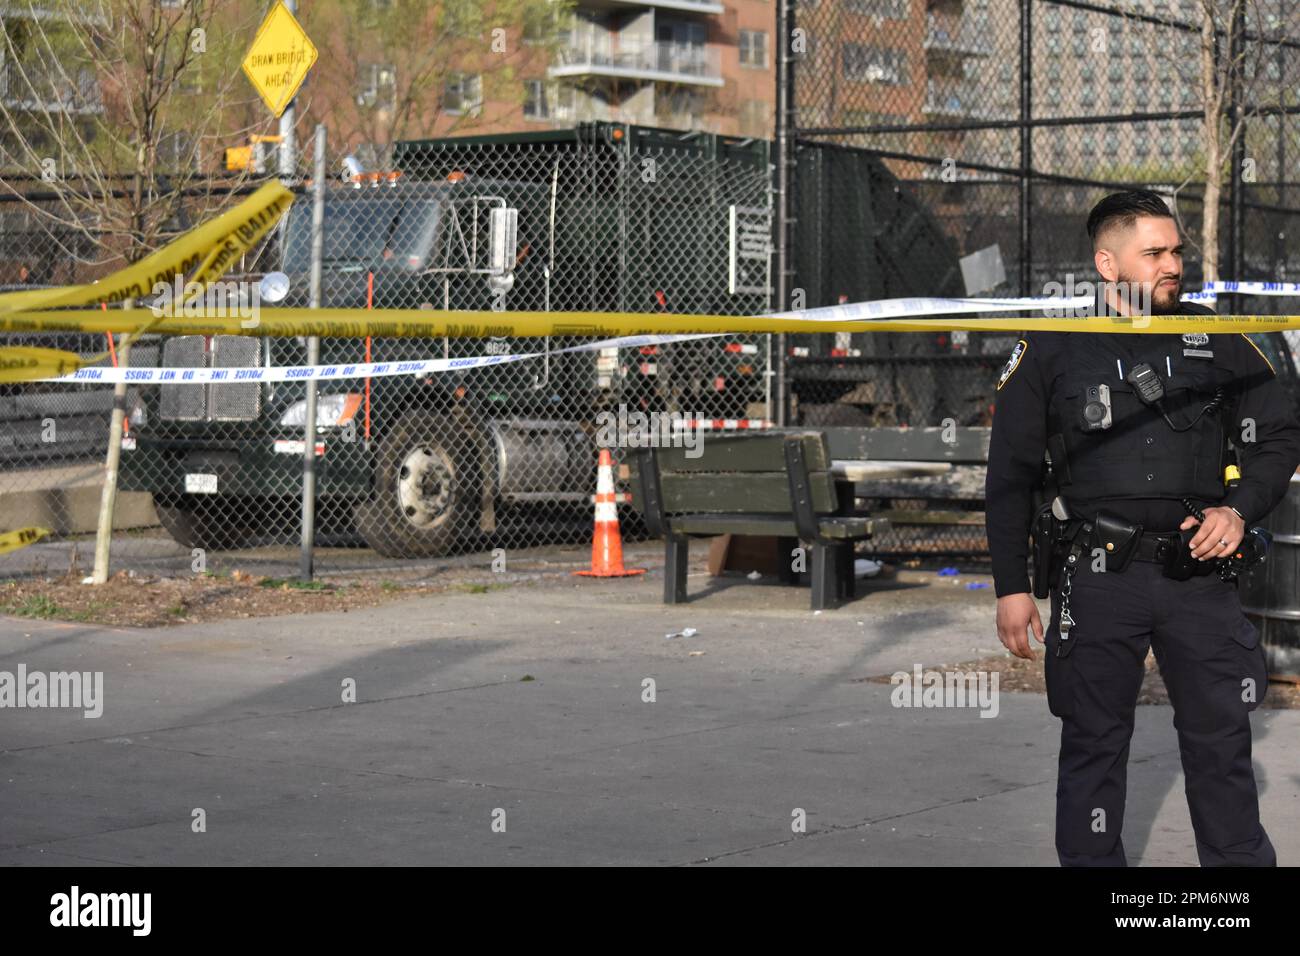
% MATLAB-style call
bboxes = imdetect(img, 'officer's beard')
[1113,271,1182,314]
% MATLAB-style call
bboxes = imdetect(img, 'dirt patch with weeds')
[861,650,1299,709]
[0,567,525,629]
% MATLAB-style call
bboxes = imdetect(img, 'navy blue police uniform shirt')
[985,301,1300,597]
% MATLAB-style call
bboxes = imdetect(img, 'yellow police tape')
[0,346,86,383]
[4,306,1300,338]
[0,181,293,316]
[6,176,1300,558]
[0,527,52,556]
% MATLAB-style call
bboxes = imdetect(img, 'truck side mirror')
[488,207,518,276]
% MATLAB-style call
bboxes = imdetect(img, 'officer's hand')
[1180,506,1245,561]
[996,592,1044,660]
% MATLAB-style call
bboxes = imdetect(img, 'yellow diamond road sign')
[242,0,318,118]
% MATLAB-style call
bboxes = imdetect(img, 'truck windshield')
[282,198,439,272]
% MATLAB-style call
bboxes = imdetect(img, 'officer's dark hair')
[1086,189,1175,249]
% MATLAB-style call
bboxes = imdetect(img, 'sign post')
[241,0,318,179]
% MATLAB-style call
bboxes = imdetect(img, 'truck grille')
[159,335,262,422]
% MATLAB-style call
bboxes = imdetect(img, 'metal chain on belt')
[1057,557,1077,657]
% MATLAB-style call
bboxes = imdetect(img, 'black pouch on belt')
[1163,527,1219,580]
[1092,509,1142,573]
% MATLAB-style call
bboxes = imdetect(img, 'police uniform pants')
[1044,558,1275,866]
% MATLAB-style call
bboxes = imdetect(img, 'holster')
[1030,503,1087,598]
[1030,500,1055,599]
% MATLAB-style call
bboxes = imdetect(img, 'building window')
[841,43,906,84]
[443,72,482,115]
[847,0,909,18]
[356,63,396,109]
[524,80,574,120]
[524,79,547,119]
[740,30,769,68]
[739,98,769,136]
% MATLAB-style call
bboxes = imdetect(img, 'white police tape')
[1193,281,1300,295]
[33,284,1300,386]
[35,290,1084,385]
[43,332,724,385]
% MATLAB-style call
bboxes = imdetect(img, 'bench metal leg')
[664,534,689,604]
[810,542,841,611]
[837,543,855,600]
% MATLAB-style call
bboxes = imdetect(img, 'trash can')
[1239,473,1300,681]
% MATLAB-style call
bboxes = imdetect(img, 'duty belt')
[1130,531,1185,564]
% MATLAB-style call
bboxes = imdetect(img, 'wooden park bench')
[630,431,890,611]
[820,426,990,553]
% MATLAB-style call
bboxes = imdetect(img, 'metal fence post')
[774,0,794,426]
[1228,0,1246,282]
[1019,0,1033,296]
[300,123,325,581]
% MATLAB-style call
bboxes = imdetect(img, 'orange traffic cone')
[575,449,646,578]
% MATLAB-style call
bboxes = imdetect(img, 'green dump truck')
[116,122,968,557]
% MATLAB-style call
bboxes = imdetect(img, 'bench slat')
[655,431,829,473]
[659,471,839,513]
[670,514,890,539]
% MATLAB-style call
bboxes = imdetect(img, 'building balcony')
[549,39,723,86]
[0,65,103,114]
[923,15,991,58]
[921,83,991,119]
[574,0,725,13]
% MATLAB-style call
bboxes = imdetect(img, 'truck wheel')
[354,409,480,558]
[154,494,257,550]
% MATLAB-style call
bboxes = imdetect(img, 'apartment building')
[791,0,992,180]
[496,0,777,138]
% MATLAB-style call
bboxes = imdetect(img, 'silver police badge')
[1181,332,1210,347]
[996,339,1027,391]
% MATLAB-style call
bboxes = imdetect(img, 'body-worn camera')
[1082,384,1112,431]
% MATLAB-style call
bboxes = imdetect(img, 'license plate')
[184,473,218,494]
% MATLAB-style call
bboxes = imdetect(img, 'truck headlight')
[279,393,363,428]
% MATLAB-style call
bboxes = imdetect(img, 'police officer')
[986,189,1300,867]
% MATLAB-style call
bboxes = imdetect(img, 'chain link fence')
[2,124,786,579]
[785,0,1300,559]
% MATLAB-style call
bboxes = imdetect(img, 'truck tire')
[154,494,258,550]
[354,408,481,558]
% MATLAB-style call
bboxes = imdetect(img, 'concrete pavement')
[1,555,1296,866]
